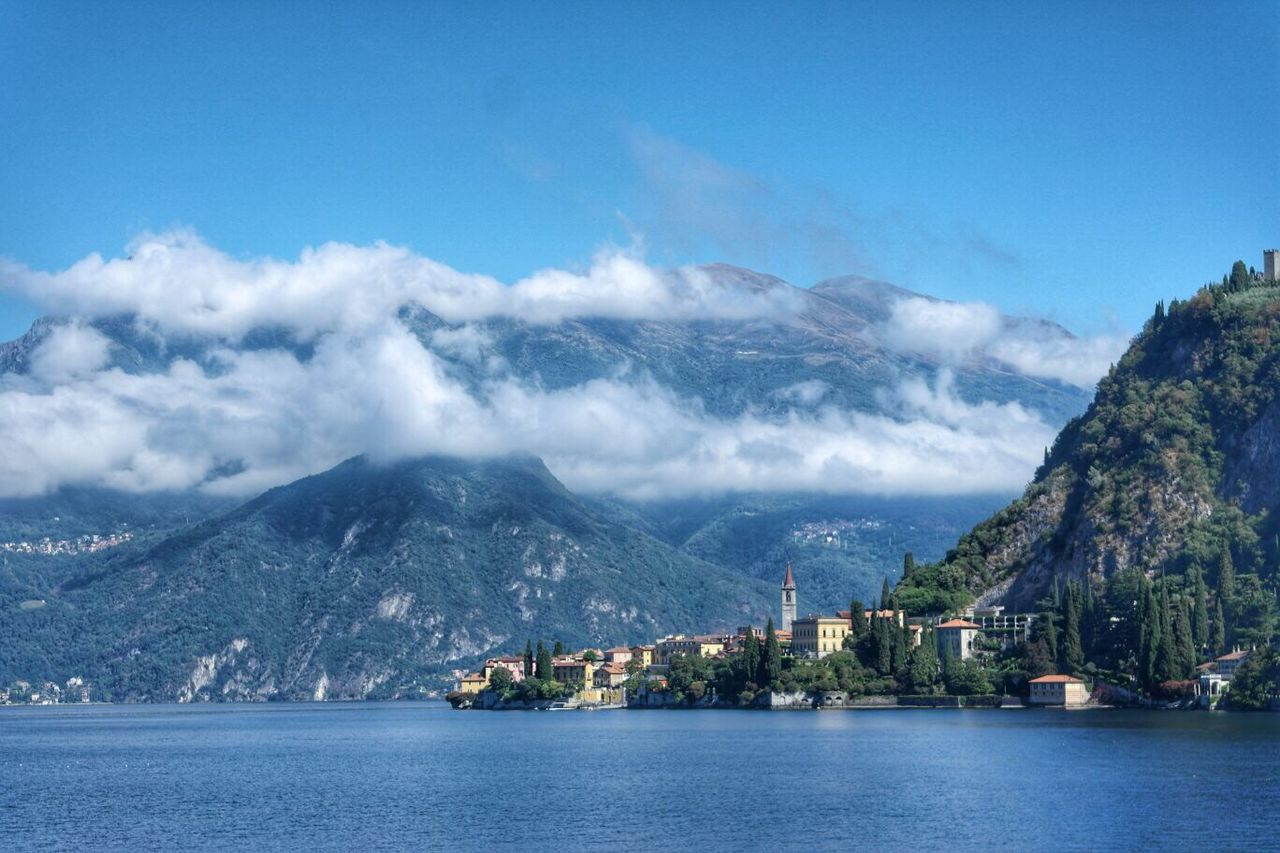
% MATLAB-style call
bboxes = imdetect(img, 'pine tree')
[761,618,782,686]
[849,599,868,639]
[1061,582,1085,673]
[535,641,552,681]
[524,639,534,679]
[742,628,760,686]
[1212,597,1227,657]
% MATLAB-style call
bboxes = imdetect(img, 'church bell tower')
[781,562,797,632]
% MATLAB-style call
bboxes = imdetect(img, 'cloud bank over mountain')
[0,232,1125,500]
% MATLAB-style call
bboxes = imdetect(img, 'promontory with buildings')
[448,561,1267,712]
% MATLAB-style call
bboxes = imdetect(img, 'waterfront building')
[484,656,526,682]
[552,656,595,686]
[1028,674,1089,707]
[781,563,797,632]
[1215,649,1251,680]
[791,614,850,658]
[459,673,486,695]
[593,662,629,688]
[935,619,981,661]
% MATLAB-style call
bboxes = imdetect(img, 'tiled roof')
[937,619,981,630]
[1217,650,1251,661]
[1029,674,1084,684]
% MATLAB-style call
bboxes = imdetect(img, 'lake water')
[2,703,1277,851]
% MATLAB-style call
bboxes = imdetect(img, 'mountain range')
[0,266,1101,698]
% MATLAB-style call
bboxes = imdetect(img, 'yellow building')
[630,645,656,667]
[552,657,595,686]
[459,673,487,695]
[1028,674,1089,707]
[790,615,850,659]
[692,635,726,657]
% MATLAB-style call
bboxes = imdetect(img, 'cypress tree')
[1139,582,1159,686]
[890,622,907,674]
[1218,549,1236,603]
[1154,582,1176,683]
[553,640,564,657]
[742,628,760,686]
[1082,580,1101,658]
[905,630,939,693]
[535,641,553,681]
[1174,599,1196,678]
[1061,582,1085,673]
[902,552,916,580]
[880,577,893,612]
[849,599,868,639]
[875,616,892,675]
[761,618,782,686]
[1041,610,1058,669]
[1191,566,1209,652]
[524,639,534,679]
[1212,597,1227,657]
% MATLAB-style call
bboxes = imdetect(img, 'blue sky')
[1,1,1276,341]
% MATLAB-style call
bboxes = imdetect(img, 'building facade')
[935,619,981,661]
[1265,249,1278,282]
[1028,674,1089,707]
[791,615,850,658]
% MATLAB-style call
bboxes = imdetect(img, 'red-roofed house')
[936,619,982,661]
[603,647,633,665]
[1028,674,1088,707]
[593,662,629,688]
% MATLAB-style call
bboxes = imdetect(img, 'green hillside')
[897,264,1279,673]
[0,455,771,701]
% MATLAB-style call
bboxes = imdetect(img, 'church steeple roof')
[782,562,795,589]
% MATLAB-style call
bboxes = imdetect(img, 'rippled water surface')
[2,703,1277,851]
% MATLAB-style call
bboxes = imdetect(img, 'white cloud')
[0,230,801,340]
[880,297,1002,361]
[0,232,1083,501]
[879,296,1126,389]
[29,321,112,382]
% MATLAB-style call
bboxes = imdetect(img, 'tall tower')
[1265,249,1279,282]
[781,562,797,633]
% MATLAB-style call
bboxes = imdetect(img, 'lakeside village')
[449,559,1278,712]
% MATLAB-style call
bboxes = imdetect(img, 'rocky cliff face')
[901,281,1280,611]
